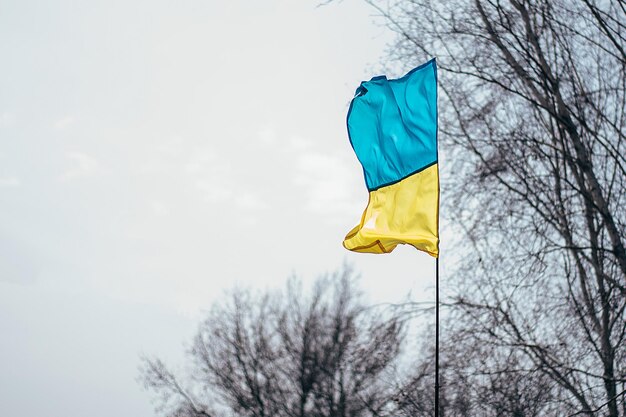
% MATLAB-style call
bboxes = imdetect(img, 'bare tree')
[354,0,626,415]
[140,268,405,417]
[393,335,555,417]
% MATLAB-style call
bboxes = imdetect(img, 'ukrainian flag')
[343,59,439,257]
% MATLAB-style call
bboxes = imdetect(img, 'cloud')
[235,192,269,211]
[195,178,269,214]
[0,177,20,187]
[150,201,169,217]
[258,125,278,146]
[287,135,312,152]
[0,235,41,285]
[293,150,363,217]
[184,148,220,174]
[0,112,15,128]
[59,151,100,181]
[195,180,233,203]
[186,148,234,203]
[54,116,75,129]
[186,147,268,212]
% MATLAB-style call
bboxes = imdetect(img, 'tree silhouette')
[140,268,406,417]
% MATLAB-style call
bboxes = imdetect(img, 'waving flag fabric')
[343,59,439,257]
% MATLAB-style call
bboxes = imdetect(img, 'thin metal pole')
[435,256,440,417]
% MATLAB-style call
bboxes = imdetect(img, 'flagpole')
[435,256,440,417]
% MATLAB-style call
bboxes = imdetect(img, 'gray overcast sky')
[0,1,438,415]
